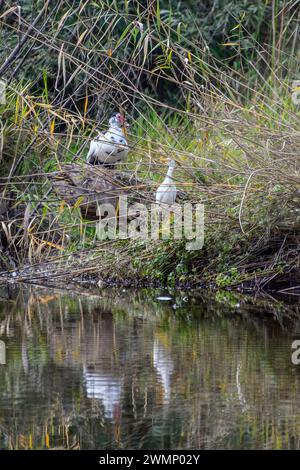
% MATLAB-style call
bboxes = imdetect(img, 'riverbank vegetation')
[0,0,300,292]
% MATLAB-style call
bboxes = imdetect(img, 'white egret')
[155,159,177,207]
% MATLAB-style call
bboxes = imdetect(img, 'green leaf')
[156,0,161,31]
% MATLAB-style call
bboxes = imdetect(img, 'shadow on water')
[0,284,300,449]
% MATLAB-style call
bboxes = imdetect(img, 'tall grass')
[0,0,300,291]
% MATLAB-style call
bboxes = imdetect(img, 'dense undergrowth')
[0,0,300,292]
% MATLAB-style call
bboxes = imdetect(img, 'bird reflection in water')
[153,336,174,404]
[84,366,122,420]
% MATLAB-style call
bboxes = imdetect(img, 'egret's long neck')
[166,165,175,179]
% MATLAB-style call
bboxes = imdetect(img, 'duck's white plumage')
[87,113,128,165]
[156,159,177,206]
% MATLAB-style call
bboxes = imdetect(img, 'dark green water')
[0,285,300,450]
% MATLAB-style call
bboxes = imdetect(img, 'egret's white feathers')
[156,159,177,206]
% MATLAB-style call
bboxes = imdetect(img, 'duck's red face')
[115,113,125,126]
[109,113,128,130]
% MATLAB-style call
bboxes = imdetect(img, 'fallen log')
[49,163,152,220]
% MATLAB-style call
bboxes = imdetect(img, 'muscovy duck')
[86,113,128,166]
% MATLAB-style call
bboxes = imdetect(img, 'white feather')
[156,159,177,206]
[87,120,128,164]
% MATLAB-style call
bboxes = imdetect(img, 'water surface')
[0,285,300,450]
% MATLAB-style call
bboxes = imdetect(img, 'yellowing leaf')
[15,95,20,125]
[50,119,55,137]
[73,196,84,209]
[84,92,88,122]
[222,42,240,46]
[76,29,88,47]
[57,9,71,31]
[59,200,66,213]
[30,235,64,251]
[45,432,50,449]
[34,102,52,109]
